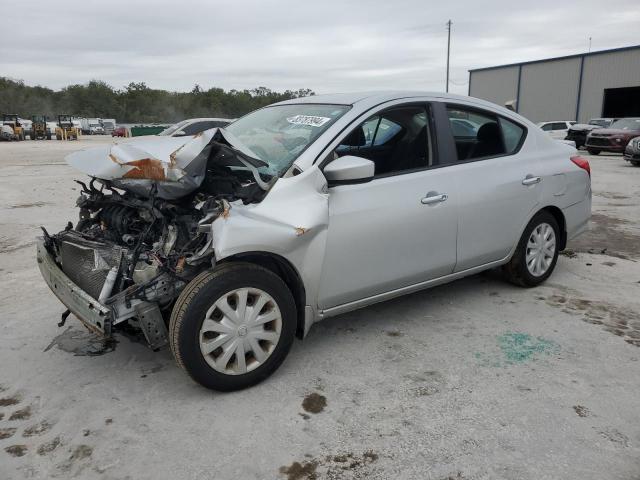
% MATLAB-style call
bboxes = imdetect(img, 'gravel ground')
[0,137,639,480]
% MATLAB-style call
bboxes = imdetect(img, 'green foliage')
[0,77,314,123]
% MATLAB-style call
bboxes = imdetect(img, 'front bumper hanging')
[36,237,112,336]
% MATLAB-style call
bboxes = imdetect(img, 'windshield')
[158,120,189,136]
[610,118,640,130]
[225,104,350,175]
[589,119,609,127]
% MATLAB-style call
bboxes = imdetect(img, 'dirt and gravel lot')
[0,137,639,480]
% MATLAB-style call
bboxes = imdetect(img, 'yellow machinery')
[31,115,51,140]
[2,114,25,140]
[55,115,79,140]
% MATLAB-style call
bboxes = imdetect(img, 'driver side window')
[334,105,432,176]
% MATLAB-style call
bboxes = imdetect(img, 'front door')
[317,103,458,310]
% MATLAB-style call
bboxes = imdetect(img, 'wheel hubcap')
[199,288,282,375]
[525,222,556,277]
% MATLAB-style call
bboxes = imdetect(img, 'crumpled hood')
[66,128,267,200]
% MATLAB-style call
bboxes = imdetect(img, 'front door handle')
[522,175,542,186]
[421,193,448,205]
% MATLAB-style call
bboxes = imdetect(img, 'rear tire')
[169,262,296,391]
[503,211,560,287]
[587,149,600,155]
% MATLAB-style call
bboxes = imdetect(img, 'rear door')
[436,102,542,271]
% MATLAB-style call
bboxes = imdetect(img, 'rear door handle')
[522,175,541,186]
[421,193,448,205]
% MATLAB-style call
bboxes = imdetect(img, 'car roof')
[184,117,233,122]
[273,90,485,106]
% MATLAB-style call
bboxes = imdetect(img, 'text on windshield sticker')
[286,115,332,127]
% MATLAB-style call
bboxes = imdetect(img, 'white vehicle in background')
[89,122,104,135]
[46,121,57,137]
[0,124,14,141]
[157,118,235,137]
[72,119,83,135]
[79,118,103,134]
[21,118,33,138]
[101,118,116,135]
[537,121,575,140]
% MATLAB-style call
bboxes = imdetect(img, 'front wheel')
[169,263,296,391]
[587,149,600,155]
[631,161,640,167]
[503,211,560,287]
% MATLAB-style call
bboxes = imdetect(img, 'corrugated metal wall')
[469,46,640,123]
[518,58,581,122]
[578,49,640,122]
[468,66,519,108]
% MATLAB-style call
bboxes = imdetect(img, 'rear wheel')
[503,211,560,287]
[587,149,600,155]
[169,263,296,391]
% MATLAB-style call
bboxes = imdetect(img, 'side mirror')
[174,130,187,136]
[324,155,375,186]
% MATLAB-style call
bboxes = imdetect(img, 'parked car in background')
[157,117,234,137]
[585,118,640,155]
[624,136,640,166]
[537,121,575,140]
[101,119,116,135]
[565,118,615,148]
[46,121,57,138]
[36,92,591,391]
[0,124,14,141]
[21,118,32,139]
[111,126,127,137]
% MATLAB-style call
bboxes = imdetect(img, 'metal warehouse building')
[468,44,640,123]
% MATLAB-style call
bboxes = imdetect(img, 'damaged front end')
[37,128,275,349]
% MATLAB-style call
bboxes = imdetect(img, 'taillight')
[570,155,590,177]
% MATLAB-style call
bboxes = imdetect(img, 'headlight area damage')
[37,128,277,349]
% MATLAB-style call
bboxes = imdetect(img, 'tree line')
[0,77,315,123]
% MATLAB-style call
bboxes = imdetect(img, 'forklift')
[55,114,79,140]
[2,114,25,140]
[31,115,51,140]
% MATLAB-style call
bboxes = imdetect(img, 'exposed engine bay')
[40,129,276,349]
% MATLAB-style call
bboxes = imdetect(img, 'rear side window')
[447,107,505,160]
[552,122,568,130]
[499,118,525,154]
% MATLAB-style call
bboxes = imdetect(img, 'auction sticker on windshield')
[286,115,332,127]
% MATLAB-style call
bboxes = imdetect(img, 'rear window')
[447,105,526,161]
[610,118,640,130]
[499,118,525,153]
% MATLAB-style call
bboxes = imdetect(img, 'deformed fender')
[211,165,329,330]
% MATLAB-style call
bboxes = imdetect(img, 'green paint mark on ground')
[498,332,558,364]
[475,332,559,367]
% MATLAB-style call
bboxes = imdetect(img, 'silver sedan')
[39,91,592,391]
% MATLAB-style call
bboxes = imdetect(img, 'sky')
[1,0,639,95]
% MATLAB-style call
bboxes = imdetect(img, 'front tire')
[503,211,560,287]
[169,263,296,391]
[587,149,600,155]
